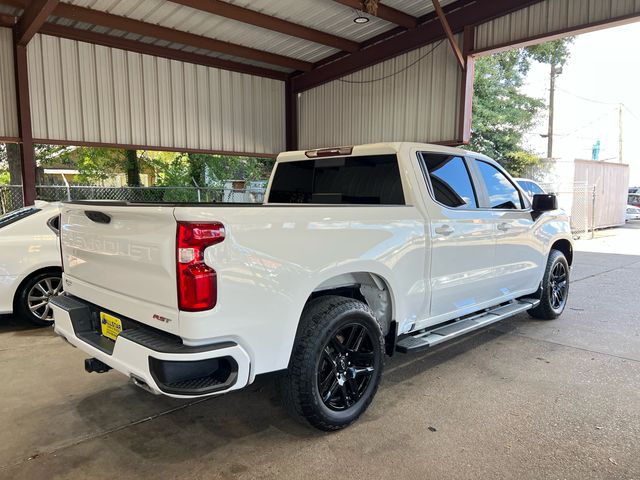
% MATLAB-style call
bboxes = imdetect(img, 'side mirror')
[532,194,557,212]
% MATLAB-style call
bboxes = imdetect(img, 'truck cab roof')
[277,142,494,164]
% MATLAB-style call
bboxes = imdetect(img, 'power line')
[554,87,640,121]
[337,40,445,84]
[554,107,618,138]
[555,87,620,105]
[623,104,640,123]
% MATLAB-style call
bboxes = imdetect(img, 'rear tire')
[15,270,63,327]
[277,296,384,431]
[528,249,569,320]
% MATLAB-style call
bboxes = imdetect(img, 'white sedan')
[627,205,640,222]
[0,201,62,326]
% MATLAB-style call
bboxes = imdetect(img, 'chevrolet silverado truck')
[51,142,573,431]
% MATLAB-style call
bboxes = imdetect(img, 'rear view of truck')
[52,204,252,397]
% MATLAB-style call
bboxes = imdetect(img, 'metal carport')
[0,0,638,205]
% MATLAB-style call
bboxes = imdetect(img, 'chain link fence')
[0,186,23,215]
[0,185,266,215]
[540,182,596,238]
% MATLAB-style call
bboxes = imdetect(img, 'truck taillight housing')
[176,222,225,311]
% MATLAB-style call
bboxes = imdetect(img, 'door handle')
[435,225,454,236]
[497,222,511,231]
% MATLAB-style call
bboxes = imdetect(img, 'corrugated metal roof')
[385,0,457,17]
[475,0,640,51]
[59,0,388,64]
[1,0,462,75]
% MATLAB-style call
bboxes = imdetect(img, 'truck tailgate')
[60,203,178,330]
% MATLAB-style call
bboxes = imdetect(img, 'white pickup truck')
[51,142,573,431]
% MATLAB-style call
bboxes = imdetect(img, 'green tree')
[201,155,274,184]
[526,39,573,67]
[72,147,127,184]
[469,38,573,177]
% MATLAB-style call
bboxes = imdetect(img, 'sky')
[519,21,640,186]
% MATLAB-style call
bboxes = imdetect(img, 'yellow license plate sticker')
[100,312,122,341]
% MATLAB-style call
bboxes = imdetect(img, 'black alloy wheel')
[549,261,568,310]
[318,323,377,411]
[278,296,384,431]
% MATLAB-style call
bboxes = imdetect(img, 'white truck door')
[416,152,497,325]
[470,159,544,298]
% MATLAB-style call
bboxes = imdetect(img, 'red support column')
[13,41,36,205]
[457,25,475,144]
[285,79,298,151]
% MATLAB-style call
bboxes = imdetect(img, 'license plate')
[100,312,122,341]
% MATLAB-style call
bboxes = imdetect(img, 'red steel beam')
[52,3,312,72]
[170,0,359,53]
[14,0,58,45]
[292,0,544,92]
[31,138,278,159]
[0,13,16,27]
[13,42,36,205]
[332,0,417,29]
[432,0,465,69]
[40,23,289,81]
[458,25,475,143]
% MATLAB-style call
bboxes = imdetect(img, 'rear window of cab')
[268,155,405,205]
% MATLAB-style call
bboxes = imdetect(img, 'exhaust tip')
[84,357,112,374]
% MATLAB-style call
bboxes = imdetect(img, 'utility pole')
[547,63,558,160]
[618,103,623,163]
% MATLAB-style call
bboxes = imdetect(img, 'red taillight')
[176,222,225,311]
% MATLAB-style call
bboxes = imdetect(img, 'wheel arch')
[12,265,63,309]
[550,238,573,266]
[282,271,397,366]
[308,271,395,333]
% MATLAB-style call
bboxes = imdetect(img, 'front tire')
[528,249,569,320]
[278,296,384,431]
[15,270,63,327]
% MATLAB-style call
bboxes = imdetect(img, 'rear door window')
[419,153,477,209]
[476,161,523,209]
[268,155,404,205]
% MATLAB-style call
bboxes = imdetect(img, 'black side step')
[396,298,540,353]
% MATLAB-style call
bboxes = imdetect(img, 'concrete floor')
[1,224,639,480]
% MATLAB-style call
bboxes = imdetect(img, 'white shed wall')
[297,37,462,149]
[0,27,18,139]
[26,34,286,155]
[475,0,640,51]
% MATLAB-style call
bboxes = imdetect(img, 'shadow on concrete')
[63,326,511,464]
[0,315,57,341]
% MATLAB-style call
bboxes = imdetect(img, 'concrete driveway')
[1,224,639,480]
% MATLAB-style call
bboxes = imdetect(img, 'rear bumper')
[51,295,251,398]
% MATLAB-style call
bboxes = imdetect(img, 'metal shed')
[0,0,639,205]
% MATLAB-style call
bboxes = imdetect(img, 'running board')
[396,298,540,353]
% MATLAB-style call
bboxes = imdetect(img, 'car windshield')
[0,207,40,229]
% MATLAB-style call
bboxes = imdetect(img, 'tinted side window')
[420,153,477,208]
[477,161,523,209]
[268,155,404,205]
